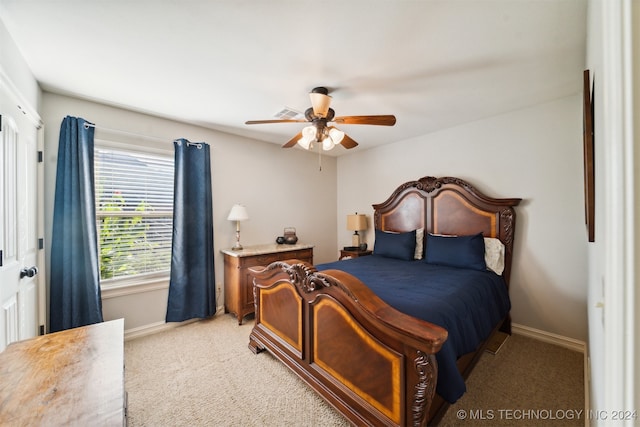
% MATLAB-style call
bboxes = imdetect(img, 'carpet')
[125,313,584,426]
[124,314,349,426]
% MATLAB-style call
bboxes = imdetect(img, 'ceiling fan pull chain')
[318,145,322,171]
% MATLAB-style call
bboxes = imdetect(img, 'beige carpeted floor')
[439,332,585,426]
[124,313,584,426]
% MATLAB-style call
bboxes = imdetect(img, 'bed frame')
[248,176,521,426]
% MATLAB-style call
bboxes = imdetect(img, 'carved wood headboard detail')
[373,176,522,286]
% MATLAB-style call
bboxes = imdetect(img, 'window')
[95,146,174,282]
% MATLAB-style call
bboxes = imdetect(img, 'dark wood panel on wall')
[583,69,595,243]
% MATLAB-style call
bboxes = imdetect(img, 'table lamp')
[227,204,249,250]
[347,213,367,248]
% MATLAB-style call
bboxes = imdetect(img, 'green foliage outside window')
[98,191,171,280]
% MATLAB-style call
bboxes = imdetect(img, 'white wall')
[0,19,40,109]
[338,95,588,342]
[40,92,338,333]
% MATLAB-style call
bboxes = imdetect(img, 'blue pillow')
[424,233,486,271]
[373,229,416,261]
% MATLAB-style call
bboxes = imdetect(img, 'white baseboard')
[123,305,226,341]
[512,323,586,353]
[124,320,183,341]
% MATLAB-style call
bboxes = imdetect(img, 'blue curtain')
[50,116,103,332]
[166,139,216,322]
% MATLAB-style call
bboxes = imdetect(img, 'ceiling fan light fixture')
[247,86,393,151]
[309,88,331,118]
[297,137,312,150]
[322,136,335,151]
[298,125,316,149]
[328,127,345,145]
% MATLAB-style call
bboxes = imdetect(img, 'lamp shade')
[309,88,331,118]
[297,125,316,149]
[227,204,249,221]
[322,137,335,151]
[346,214,367,231]
[328,127,344,145]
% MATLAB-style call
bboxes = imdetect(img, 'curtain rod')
[83,122,172,144]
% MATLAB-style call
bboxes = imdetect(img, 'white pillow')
[484,237,505,275]
[414,228,424,259]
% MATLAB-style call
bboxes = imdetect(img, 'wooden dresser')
[0,318,126,426]
[222,243,313,324]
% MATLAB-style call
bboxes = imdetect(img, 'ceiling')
[0,0,587,156]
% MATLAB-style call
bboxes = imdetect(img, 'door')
[0,87,41,352]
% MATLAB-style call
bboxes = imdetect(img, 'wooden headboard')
[373,176,522,285]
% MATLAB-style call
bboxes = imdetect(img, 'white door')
[0,86,41,352]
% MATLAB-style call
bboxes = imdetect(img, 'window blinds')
[95,147,174,281]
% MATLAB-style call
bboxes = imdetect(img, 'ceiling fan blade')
[245,119,307,125]
[340,133,358,149]
[333,115,396,126]
[282,132,302,148]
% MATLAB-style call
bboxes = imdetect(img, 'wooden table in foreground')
[0,319,126,426]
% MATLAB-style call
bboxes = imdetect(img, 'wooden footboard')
[248,260,448,427]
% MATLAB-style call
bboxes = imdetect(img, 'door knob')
[20,266,38,279]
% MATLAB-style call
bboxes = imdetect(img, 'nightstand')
[339,248,373,260]
[221,243,313,324]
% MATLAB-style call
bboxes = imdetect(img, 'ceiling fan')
[245,87,396,151]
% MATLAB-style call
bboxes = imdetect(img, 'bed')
[248,176,521,426]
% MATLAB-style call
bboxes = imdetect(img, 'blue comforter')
[316,255,511,403]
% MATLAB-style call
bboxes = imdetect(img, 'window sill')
[101,275,170,299]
